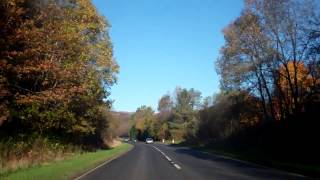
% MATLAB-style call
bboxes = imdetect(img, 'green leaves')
[0,0,118,147]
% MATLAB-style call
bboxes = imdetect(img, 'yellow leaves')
[72,118,95,134]
[279,61,311,92]
[14,84,87,106]
[14,60,55,75]
[277,61,317,114]
[135,118,145,130]
[15,7,25,16]
[7,0,16,6]
[1,0,118,145]
[239,113,260,126]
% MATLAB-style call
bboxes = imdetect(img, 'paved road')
[79,142,309,180]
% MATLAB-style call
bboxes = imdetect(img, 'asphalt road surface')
[79,142,309,180]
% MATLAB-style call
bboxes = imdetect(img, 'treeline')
[216,0,320,123]
[199,0,320,147]
[129,87,202,142]
[0,0,118,172]
[111,111,132,137]
[211,0,320,165]
[130,0,320,169]
[129,88,262,143]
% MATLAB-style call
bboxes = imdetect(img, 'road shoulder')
[74,143,134,180]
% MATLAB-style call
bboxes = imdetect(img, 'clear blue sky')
[92,0,244,112]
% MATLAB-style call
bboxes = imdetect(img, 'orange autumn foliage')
[278,61,313,106]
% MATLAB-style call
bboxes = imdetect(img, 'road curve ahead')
[79,142,309,180]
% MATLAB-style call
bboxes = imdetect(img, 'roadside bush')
[0,136,82,174]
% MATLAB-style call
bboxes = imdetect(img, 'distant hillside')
[111,111,133,136]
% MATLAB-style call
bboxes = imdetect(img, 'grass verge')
[0,143,133,180]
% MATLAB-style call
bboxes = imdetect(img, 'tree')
[173,88,201,122]
[0,0,118,145]
[217,0,320,121]
[129,126,137,140]
[157,94,173,122]
[158,94,173,112]
[197,91,262,141]
[158,122,171,140]
[202,95,215,109]
[170,88,201,140]
[132,106,158,140]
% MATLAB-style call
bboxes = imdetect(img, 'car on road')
[123,137,129,142]
[145,138,153,144]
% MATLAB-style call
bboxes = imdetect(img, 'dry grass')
[106,139,122,148]
[0,137,81,174]
[1,143,133,180]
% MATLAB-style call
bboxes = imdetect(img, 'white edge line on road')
[174,164,181,170]
[74,145,133,180]
[152,145,181,170]
[197,149,307,178]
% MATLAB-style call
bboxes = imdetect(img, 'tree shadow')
[172,147,312,179]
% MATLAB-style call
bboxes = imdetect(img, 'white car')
[145,138,154,144]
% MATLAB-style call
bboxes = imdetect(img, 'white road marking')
[74,146,133,180]
[164,155,172,161]
[195,148,307,178]
[174,164,181,170]
[152,145,181,170]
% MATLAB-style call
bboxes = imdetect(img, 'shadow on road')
[172,147,310,180]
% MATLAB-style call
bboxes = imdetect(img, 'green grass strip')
[1,143,133,180]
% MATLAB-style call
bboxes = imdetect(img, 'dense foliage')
[216,0,320,122]
[0,0,118,172]
[201,0,320,167]
[129,87,202,142]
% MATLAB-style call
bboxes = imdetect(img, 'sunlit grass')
[1,143,132,180]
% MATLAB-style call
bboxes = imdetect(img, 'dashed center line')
[152,145,182,170]
[164,155,172,161]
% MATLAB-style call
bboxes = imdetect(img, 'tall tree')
[0,0,118,145]
[217,0,320,121]
[157,94,173,122]
[132,106,157,140]
[158,94,173,112]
